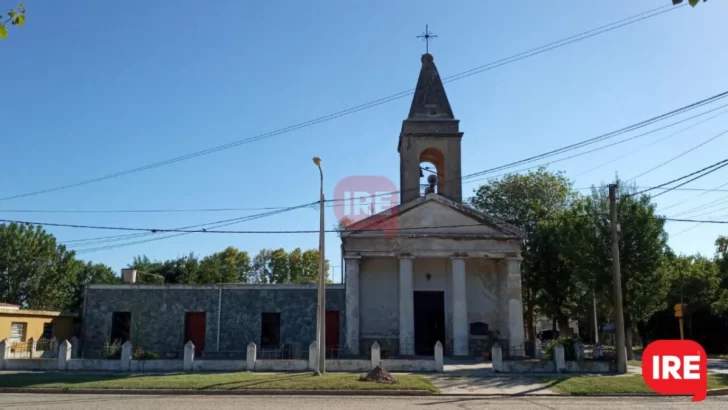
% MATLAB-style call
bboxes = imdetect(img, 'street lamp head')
[313,157,322,167]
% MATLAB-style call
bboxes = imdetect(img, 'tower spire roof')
[407,53,454,120]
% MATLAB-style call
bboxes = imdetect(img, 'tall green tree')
[469,167,576,340]
[0,222,78,310]
[251,249,273,283]
[269,248,290,283]
[528,214,583,335]
[68,261,119,313]
[567,182,669,358]
[199,246,252,284]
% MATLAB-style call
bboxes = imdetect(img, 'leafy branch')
[0,2,26,39]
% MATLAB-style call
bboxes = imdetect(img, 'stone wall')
[82,284,345,358]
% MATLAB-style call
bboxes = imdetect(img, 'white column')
[506,258,525,350]
[451,256,468,356]
[399,256,414,356]
[344,256,361,356]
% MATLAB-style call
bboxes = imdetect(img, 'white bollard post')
[58,340,71,371]
[121,341,133,372]
[491,343,503,372]
[50,337,59,358]
[593,344,603,359]
[246,342,257,371]
[434,341,444,373]
[70,337,80,358]
[534,339,542,359]
[184,341,195,372]
[28,338,37,359]
[554,344,566,373]
[309,342,318,372]
[0,339,9,370]
[370,341,381,369]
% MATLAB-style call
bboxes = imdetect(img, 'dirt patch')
[360,366,398,384]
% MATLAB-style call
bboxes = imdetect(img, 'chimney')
[121,268,137,284]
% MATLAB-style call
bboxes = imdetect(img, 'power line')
[458,92,728,183]
[6,97,727,217]
[628,158,728,198]
[461,104,728,187]
[0,5,683,203]
[0,206,291,214]
[321,92,728,206]
[627,126,728,182]
[64,203,315,248]
[3,217,726,238]
[575,109,728,178]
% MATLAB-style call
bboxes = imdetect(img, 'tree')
[0,222,79,310]
[67,261,119,312]
[128,253,201,284]
[567,182,669,358]
[672,0,706,7]
[469,167,576,340]
[528,214,582,335]
[269,248,290,283]
[0,2,25,39]
[251,249,273,283]
[334,216,354,237]
[199,247,252,284]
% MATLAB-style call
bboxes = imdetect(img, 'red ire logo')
[642,340,707,402]
[333,176,399,236]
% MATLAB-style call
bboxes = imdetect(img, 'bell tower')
[398,53,464,205]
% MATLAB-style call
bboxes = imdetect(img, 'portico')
[341,194,525,357]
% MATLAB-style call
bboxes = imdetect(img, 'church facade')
[79,53,525,360]
[341,53,525,358]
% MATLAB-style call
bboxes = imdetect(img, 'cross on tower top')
[417,24,437,54]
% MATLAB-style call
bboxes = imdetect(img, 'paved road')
[1,394,726,409]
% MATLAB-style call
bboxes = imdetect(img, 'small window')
[260,312,281,348]
[42,323,54,339]
[10,322,26,342]
[110,312,131,343]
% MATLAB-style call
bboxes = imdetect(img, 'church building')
[79,53,525,360]
[341,52,525,357]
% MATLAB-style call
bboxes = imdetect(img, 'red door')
[185,312,206,357]
[326,311,340,357]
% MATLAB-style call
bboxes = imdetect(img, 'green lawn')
[544,374,728,395]
[0,372,438,392]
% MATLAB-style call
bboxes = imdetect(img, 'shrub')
[133,347,159,360]
[543,336,578,361]
[103,339,122,359]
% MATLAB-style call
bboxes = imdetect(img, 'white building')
[340,53,525,357]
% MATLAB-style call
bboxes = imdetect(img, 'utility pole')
[593,290,599,344]
[313,157,326,375]
[609,184,627,374]
[677,270,685,340]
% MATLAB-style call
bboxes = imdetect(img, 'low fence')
[0,338,444,373]
[493,340,618,374]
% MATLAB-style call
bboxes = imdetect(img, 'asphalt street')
[0,394,726,409]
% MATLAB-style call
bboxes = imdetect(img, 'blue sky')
[1,0,727,281]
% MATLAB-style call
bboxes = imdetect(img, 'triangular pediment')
[341,194,522,239]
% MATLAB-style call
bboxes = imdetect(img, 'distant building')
[534,316,579,339]
[0,304,76,343]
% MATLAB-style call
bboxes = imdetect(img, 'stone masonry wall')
[82,285,345,358]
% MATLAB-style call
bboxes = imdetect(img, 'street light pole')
[313,157,326,375]
[608,184,627,374]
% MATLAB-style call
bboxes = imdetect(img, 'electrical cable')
[0,4,684,202]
